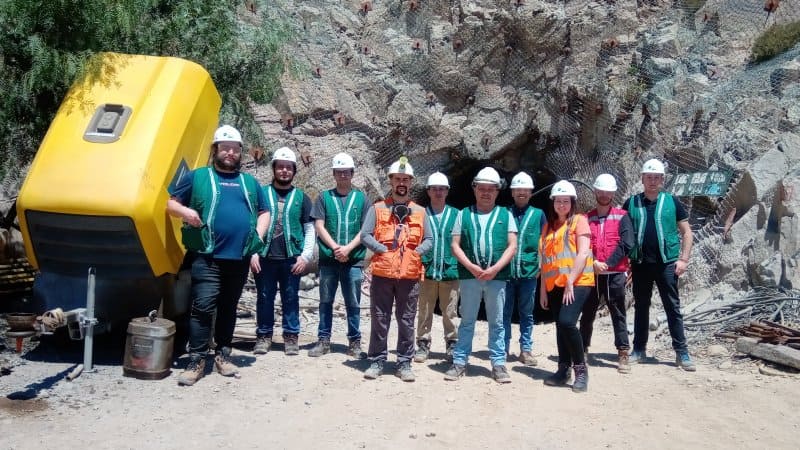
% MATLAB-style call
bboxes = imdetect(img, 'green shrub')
[752,21,800,63]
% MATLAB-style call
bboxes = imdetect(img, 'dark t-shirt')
[623,193,687,264]
[169,169,268,260]
[267,186,313,260]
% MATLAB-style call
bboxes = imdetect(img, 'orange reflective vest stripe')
[369,200,426,280]
[540,215,595,291]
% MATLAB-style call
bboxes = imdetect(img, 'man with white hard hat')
[413,172,460,363]
[580,173,634,374]
[623,159,695,371]
[503,171,546,366]
[307,152,370,359]
[251,146,316,356]
[359,157,433,381]
[445,167,518,384]
[168,125,271,386]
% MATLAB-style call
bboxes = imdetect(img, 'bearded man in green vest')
[623,158,695,371]
[168,125,270,386]
[307,153,370,359]
[251,147,316,356]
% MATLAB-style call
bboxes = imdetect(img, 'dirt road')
[1,311,798,449]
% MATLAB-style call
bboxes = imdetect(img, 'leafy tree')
[0,0,292,177]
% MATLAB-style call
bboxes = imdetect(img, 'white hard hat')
[332,152,355,169]
[388,157,414,177]
[426,172,450,188]
[593,173,618,192]
[641,158,666,174]
[473,167,502,186]
[510,172,534,189]
[212,125,242,145]
[550,180,577,198]
[272,147,297,164]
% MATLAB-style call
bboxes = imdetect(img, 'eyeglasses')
[333,170,353,177]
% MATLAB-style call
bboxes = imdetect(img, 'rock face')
[249,1,800,294]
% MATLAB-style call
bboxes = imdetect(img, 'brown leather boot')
[618,349,631,374]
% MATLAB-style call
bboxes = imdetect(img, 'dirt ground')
[1,304,799,450]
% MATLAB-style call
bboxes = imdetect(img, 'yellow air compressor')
[16,53,221,330]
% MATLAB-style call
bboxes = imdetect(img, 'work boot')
[177,355,206,386]
[214,347,238,377]
[444,363,466,381]
[347,339,367,359]
[413,340,430,363]
[363,360,385,379]
[445,340,457,362]
[618,350,631,374]
[676,351,697,372]
[307,338,330,357]
[519,351,538,367]
[629,349,647,364]
[572,363,588,393]
[492,365,512,384]
[284,334,299,356]
[253,336,272,355]
[544,363,572,387]
[395,361,416,382]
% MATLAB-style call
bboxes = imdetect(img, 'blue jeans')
[187,255,249,355]
[254,257,300,336]
[504,278,537,353]
[452,279,506,367]
[632,262,687,353]
[318,264,363,341]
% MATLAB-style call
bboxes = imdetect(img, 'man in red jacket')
[580,174,634,374]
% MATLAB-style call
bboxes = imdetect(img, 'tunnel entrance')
[413,152,558,324]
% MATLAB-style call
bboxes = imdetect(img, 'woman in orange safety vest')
[539,180,595,393]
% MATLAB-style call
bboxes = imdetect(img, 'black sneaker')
[364,360,385,379]
[307,339,330,357]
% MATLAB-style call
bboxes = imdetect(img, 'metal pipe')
[84,267,96,372]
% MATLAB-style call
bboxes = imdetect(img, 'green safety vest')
[627,192,681,263]
[182,167,263,256]
[421,204,459,281]
[261,185,306,258]
[457,205,512,280]
[509,205,544,279]
[318,188,366,263]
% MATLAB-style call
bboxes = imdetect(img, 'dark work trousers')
[368,275,420,364]
[580,272,630,351]
[547,285,592,366]
[631,262,688,353]
[188,255,250,356]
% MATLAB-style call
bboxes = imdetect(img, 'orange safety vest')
[369,199,426,280]
[540,215,595,292]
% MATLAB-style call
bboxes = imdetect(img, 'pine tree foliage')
[0,0,292,176]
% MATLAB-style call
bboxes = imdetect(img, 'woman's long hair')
[545,196,578,227]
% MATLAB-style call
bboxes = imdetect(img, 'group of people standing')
[167,125,696,391]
